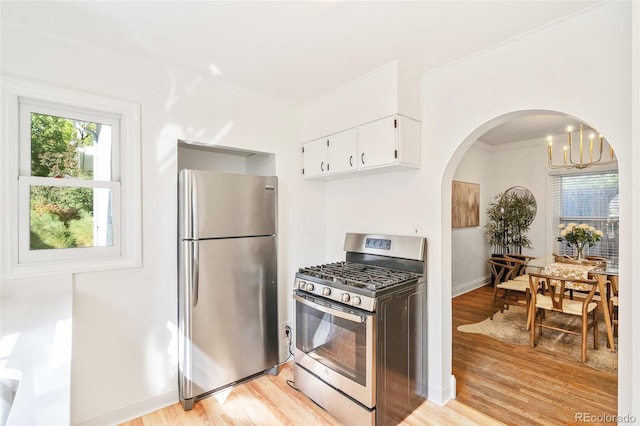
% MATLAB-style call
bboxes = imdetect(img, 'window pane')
[30,112,112,180]
[30,185,113,250]
[552,172,619,264]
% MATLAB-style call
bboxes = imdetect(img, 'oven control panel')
[294,278,375,312]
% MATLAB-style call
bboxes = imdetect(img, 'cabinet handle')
[349,155,353,167]
[361,153,365,164]
[321,161,324,172]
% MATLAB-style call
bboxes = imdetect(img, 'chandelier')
[547,124,616,170]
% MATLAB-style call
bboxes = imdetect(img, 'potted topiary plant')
[484,186,537,256]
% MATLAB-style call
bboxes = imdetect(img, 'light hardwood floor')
[453,284,617,425]
[121,362,501,426]
[123,284,617,425]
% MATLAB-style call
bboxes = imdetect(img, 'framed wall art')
[452,181,480,228]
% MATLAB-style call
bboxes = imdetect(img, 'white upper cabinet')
[302,137,328,178]
[301,61,421,180]
[358,116,397,169]
[327,128,358,174]
[302,115,420,179]
[303,128,358,177]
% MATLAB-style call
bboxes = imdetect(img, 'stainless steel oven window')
[295,300,368,385]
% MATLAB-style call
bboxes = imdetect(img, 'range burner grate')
[298,261,419,291]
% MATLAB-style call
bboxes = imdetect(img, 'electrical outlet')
[283,321,291,338]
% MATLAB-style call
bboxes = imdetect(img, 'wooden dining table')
[590,268,618,351]
[527,258,618,351]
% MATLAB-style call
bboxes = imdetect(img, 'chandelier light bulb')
[547,122,616,170]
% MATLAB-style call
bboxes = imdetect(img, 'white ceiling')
[478,114,600,145]
[1,0,603,143]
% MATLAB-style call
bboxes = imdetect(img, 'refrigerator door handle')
[193,242,199,307]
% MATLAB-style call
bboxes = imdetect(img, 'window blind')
[551,171,619,265]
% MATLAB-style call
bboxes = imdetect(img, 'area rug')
[457,305,617,374]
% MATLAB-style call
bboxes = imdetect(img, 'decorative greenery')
[557,223,603,259]
[29,210,93,249]
[484,188,537,255]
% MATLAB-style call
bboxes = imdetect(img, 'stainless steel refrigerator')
[178,169,279,410]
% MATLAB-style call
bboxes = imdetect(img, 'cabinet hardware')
[321,161,324,172]
[349,155,353,167]
[302,168,305,175]
[394,150,398,159]
[327,163,330,171]
[327,139,329,147]
[394,119,397,128]
[302,146,304,153]
[361,153,365,164]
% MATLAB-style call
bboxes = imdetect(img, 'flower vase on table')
[557,223,603,261]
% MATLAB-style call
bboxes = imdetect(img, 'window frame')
[550,168,619,262]
[1,76,141,278]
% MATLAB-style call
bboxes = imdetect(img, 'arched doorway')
[447,110,619,423]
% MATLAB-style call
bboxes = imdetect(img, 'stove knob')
[352,296,361,306]
[322,287,331,296]
[306,283,315,292]
[297,281,306,290]
[341,293,350,303]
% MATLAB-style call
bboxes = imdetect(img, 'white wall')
[451,143,492,296]
[177,146,249,174]
[483,138,550,260]
[0,23,326,425]
[423,1,636,414]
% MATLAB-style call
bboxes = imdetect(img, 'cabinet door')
[302,138,329,178]
[357,116,397,170]
[327,129,358,174]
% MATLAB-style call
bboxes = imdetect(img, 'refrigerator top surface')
[179,169,277,240]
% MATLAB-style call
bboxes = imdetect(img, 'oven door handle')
[293,294,366,323]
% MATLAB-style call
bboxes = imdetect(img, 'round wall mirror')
[504,186,537,226]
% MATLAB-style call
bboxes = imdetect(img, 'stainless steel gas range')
[293,233,427,426]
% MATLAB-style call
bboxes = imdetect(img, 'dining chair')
[528,272,599,363]
[553,253,606,270]
[553,253,574,263]
[504,254,536,282]
[487,257,531,327]
[608,275,619,346]
[584,255,607,263]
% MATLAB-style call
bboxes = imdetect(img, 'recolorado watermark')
[575,412,637,423]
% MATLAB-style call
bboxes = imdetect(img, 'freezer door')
[179,170,277,239]
[179,236,278,400]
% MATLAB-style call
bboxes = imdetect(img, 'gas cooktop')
[297,261,419,292]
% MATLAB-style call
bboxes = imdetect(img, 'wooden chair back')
[503,255,532,278]
[528,272,599,312]
[552,253,606,271]
[487,257,516,285]
[528,272,600,362]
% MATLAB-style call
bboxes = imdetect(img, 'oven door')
[293,292,376,408]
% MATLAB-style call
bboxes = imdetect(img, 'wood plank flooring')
[453,284,617,425]
[121,362,501,426]
[122,284,616,425]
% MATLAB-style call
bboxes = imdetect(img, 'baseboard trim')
[426,375,457,406]
[72,389,177,426]
[452,276,490,298]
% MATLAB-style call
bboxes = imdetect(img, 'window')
[1,77,141,277]
[19,101,121,259]
[552,171,619,265]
